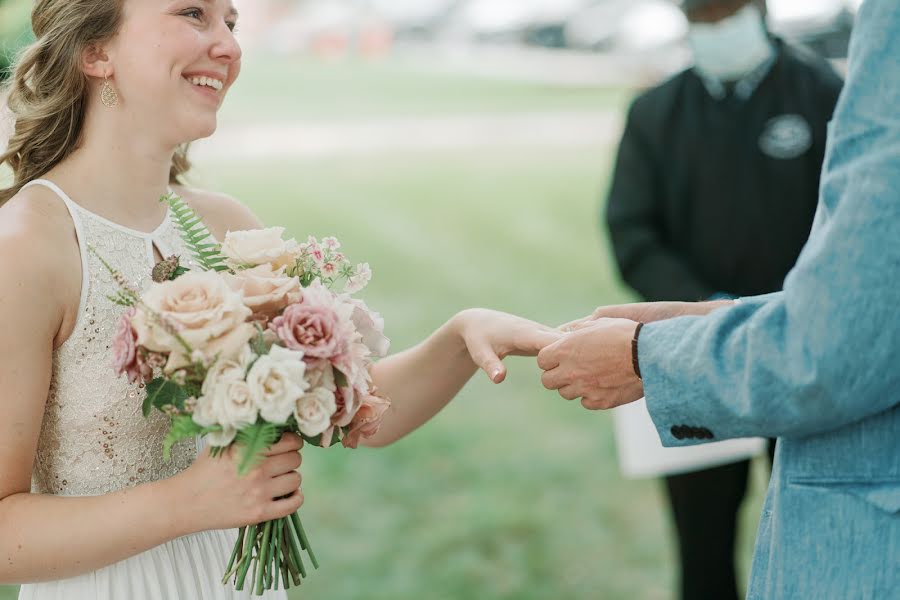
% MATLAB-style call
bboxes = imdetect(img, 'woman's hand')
[452,308,563,384]
[558,300,736,332]
[172,432,305,534]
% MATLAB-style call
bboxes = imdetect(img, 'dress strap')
[20,179,91,325]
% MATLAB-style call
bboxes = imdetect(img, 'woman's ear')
[81,42,113,79]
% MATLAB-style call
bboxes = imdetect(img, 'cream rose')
[222,264,302,317]
[246,345,309,424]
[193,347,258,446]
[221,227,300,270]
[294,387,338,438]
[132,271,254,373]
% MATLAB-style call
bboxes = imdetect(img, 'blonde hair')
[0,0,191,204]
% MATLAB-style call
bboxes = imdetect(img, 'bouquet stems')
[223,511,317,594]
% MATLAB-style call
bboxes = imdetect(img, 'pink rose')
[330,383,361,429]
[222,264,302,318]
[111,308,141,383]
[269,281,354,360]
[342,393,391,449]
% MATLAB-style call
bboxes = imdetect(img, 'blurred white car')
[767,0,855,57]
[564,0,687,52]
[443,0,590,43]
[368,0,459,38]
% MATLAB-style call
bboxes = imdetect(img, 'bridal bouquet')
[95,195,391,595]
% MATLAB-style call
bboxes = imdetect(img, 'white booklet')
[613,397,768,479]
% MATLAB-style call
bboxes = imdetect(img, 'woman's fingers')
[264,432,303,456]
[510,328,564,356]
[261,450,302,477]
[267,471,303,499]
[466,335,507,383]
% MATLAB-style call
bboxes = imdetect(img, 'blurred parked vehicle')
[564,0,687,52]
[768,0,855,58]
[368,0,460,40]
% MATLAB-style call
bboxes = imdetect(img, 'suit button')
[671,426,685,440]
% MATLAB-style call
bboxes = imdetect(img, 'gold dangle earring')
[100,75,119,108]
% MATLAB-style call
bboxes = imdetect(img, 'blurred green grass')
[1,57,767,600]
[219,54,633,123]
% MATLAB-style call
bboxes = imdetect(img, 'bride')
[0,1,560,598]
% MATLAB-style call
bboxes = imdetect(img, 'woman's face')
[107,0,242,145]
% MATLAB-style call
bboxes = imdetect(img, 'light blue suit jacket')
[638,1,899,597]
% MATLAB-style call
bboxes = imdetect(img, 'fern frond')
[160,193,231,272]
[163,415,220,461]
[234,422,282,476]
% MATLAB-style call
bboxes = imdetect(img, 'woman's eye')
[226,21,238,33]
[182,8,203,20]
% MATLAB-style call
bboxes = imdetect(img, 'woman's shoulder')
[171,184,264,240]
[0,185,77,266]
[0,187,77,330]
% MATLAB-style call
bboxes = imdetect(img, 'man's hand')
[558,300,734,333]
[537,318,644,410]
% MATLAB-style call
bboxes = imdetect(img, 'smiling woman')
[0,1,299,599]
[0,1,566,598]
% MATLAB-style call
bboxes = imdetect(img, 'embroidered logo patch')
[759,114,813,160]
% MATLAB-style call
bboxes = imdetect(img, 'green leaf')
[143,377,189,417]
[160,193,231,273]
[163,414,208,461]
[251,324,270,357]
[333,369,348,389]
[302,427,343,449]
[234,422,282,476]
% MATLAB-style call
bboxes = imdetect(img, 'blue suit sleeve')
[639,0,900,446]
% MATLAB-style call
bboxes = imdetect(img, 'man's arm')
[605,99,715,302]
[639,0,900,444]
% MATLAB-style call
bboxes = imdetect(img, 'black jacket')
[605,42,843,301]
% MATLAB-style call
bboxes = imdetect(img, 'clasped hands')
[458,301,732,410]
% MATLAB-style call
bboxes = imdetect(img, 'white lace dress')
[17,179,286,600]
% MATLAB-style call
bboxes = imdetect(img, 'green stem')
[283,520,303,585]
[285,515,307,578]
[271,520,280,591]
[222,526,245,584]
[280,521,293,589]
[234,523,258,591]
[254,521,273,596]
[291,511,319,569]
[269,519,279,589]
[222,526,247,585]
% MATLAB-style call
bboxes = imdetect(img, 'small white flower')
[247,345,309,424]
[344,263,372,294]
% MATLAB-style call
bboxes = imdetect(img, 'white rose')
[345,297,390,358]
[203,426,237,448]
[247,345,309,424]
[294,387,338,437]
[132,271,254,373]
[193,348,257,447]
[221,227,300,270]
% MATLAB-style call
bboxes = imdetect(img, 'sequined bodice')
[28,180,199,497]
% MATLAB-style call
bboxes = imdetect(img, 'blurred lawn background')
[1,51,769,600]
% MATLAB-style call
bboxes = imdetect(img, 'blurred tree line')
[1,0,33,81]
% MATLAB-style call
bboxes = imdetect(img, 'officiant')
[603,0,842,597]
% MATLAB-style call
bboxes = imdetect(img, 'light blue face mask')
[688,4,773,81]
